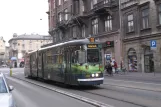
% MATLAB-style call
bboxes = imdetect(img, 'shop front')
[127,48,137,72]
[103,41,115,65]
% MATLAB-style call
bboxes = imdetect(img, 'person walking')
[114,61,118,74]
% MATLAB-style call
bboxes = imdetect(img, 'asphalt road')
[1,68,161,107]
[6,74,94,107]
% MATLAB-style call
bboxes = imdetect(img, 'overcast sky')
[0,0,49,46]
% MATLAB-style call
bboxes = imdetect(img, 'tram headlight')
[91,74,95,77]
[95,73,99,77]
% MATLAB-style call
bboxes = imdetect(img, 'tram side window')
[71,51,78,63]
[87,49,99,63]
[46,50,53,64]
[38,53,41,65]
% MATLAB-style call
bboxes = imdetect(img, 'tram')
[24,38,104,85]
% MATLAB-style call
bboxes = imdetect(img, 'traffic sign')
[150,40,156,48]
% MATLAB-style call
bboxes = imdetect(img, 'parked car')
[0,73,16,107]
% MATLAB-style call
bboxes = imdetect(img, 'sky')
[0,0,49,46]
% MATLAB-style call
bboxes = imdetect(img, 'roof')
[8,34,51,43]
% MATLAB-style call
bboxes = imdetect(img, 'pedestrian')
[105,61,111,76]
[109,60,113,76]
[114,61,118,74]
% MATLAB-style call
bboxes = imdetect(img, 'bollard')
[10,67,12,76]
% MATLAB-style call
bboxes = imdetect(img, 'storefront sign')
[103,41,114,48]
[87,44,98,48]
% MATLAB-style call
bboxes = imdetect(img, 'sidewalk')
[114,72,161,78]
[104,72,161,84]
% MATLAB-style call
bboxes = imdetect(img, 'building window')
[91,0,97,9]
[58,13,62,22]
[72,26,77,38]
[58,0,62,5]
[64,9,68,20]
[53,0,56,9]
[127,14,134,32]
[82,25,86,37]
[104,0,110,4]
[92,18,98,35]
[59,31,63,41]
[105,16,112,32]
[22,44,25,49]
[158,4,161,25]
[29,44,32,50]
[82,3,85,12]
[141,8,149,29]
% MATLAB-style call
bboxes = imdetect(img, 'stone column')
[153,48,161,73]
[138,47,144,73]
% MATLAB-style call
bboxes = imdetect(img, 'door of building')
[144,54,154,73]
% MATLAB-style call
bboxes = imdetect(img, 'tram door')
[64,51,71,83]
[65,51,71,73]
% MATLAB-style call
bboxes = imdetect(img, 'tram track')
[8,76,157,107]
[7,76,113,107]
[102,83,161,92]
[77,87,148,107]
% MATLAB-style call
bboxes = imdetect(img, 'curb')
[7,76,114,107]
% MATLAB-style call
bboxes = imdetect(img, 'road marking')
[105,78,161,86]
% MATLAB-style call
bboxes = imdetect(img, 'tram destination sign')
[87,44,98,48]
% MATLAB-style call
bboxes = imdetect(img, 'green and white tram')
[24,38,104,85]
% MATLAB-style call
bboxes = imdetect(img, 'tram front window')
[87,49,99,63]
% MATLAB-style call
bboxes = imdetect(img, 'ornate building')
[47,0,121,66]
[8,33,52,66]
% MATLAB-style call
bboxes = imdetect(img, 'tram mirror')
[78,51,86,64]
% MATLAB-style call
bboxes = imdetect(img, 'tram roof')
[27,50,37,54]
[39,38,100,51]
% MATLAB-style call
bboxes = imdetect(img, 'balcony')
[21,49,26,53]
[56,20,67,30]
[121,0,139,10]
[93,0,118,14]
[0,52,5,55]
[12,47,18,52]
[12,41,17,44]
[46,11,50,15]
[28,50,33,52]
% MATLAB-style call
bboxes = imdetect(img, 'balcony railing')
[93,0,117,13]
[56,20,67,29]
[12,47,18,52]
[121,0,139,9]
[12,41,17,44]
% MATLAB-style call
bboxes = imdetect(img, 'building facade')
[8,33,52,66]
[121,0,161,73]
[47,0,121,67]
[0,37,6,65]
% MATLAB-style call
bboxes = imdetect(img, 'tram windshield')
[87,49,99,63]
